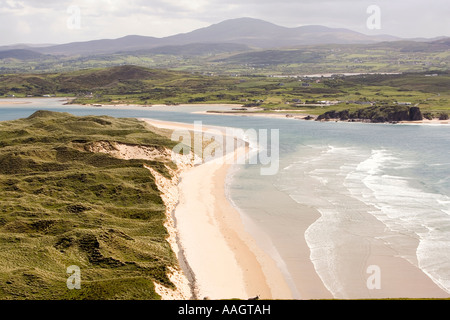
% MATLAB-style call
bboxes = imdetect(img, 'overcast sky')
[0,0,448,46]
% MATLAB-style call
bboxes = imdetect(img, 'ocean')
[2,98,450,299]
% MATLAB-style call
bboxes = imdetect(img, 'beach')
[143,119,293,300]
[1,97,449,300]
[199,110,450,126]
[0,100,32,105]
[2,97,445,300]
[142,117,450,300]
[193,110,310,120]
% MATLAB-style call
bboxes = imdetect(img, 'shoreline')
[142,102,450,126]
[84,102,245,109]
[2,100,448,299]
[193,110,450,126]
[306,204,450,299]
[63,99,450,126]
[142,118,293,300]
[141,117,450,300]
[2,97,447,126]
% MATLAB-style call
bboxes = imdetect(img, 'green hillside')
[0,65,449,117]
[0,38,448,75]
[0,111,181,300]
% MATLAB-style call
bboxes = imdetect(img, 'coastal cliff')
[316,106,424,123]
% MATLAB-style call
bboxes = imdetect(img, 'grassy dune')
[0,111,181,300]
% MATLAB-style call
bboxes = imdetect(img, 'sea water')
[1,99,450,298]
[226,119,450,298]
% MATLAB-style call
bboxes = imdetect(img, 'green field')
[1,65,449,119]
[1,40,448,76]
[0,63,448,300]
[0,111,182,300]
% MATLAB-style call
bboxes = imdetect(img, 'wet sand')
[143,118,293,300]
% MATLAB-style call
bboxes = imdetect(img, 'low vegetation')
[316,105,423,123]
[0,65,449,121]
[0,111,181,300]
[0,39,448,76]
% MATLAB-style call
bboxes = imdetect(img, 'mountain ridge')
[0,49,49,60]
[0,17,413,56]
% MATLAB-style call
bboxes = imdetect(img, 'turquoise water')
[226,119,450,298]
[2,98,450,298]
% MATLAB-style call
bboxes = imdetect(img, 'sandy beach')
[306,204,450,299]
[142,118,293,300]
[141,117,450,301]
[80,102,450,126]
[193,110,310,120]
[192,108,450,126]
[0,100,32,105]
[1,97,447,299]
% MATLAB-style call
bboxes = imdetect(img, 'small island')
[315,105,425,123]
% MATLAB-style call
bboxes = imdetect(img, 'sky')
[0,0,448,46]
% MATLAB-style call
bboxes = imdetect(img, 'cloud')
[0,0,448,45]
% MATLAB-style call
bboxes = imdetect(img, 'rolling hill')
[0,18,447,75]
[0,110,182,299]
[136,43,252,56]
[0,65,184,95]
[1,17,404,56]
[0,49,49,61]
[168,18,399,48]
[215,37,450,66]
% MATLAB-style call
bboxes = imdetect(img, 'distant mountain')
[34,35,162,56]
[429,37,450,47]
[0,49,48,60]
[1,18,446,60]
[166,18,400,48]
[214,37,450,66]
[367,37,450,52]
[134,43,252,56]
[0,43,56,51]
[6,17,405,56]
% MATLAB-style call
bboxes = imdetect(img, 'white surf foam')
[345,150,450,293]
[277,145,450,297]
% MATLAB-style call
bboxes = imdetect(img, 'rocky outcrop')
[317,105,423,123]
[409,107,423,121]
